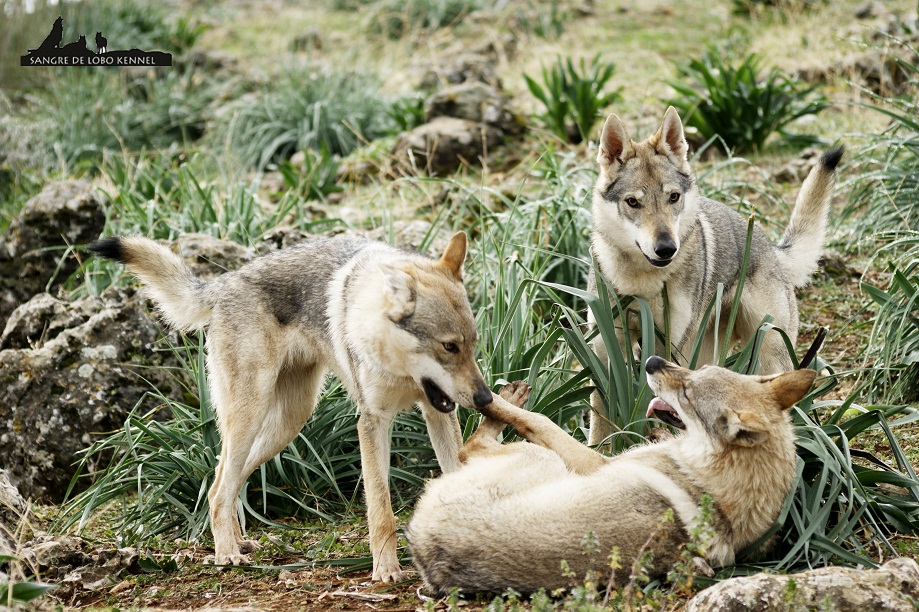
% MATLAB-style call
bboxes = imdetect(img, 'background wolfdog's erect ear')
[439,231,467,280]
[766,369,818,410]
[379,264,417,321]
[652,106,689,162]
[597,113,631,172]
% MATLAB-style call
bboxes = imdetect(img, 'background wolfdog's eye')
[625,197,640,208]
[669,192,681,203]
[443,342,459,353]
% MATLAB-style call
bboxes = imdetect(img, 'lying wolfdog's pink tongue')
[647,397,676,418]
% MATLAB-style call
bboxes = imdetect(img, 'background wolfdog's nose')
[473,382,493,408]
[654,239,677,259]
[645,356,667,374]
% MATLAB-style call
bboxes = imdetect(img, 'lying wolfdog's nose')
[645,356,667,374]
[473,381,493,408]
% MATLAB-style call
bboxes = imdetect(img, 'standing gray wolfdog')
[89,232,492,582]
[587,106,842,445]
[409,359,816,594]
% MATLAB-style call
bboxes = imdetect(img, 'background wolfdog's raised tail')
[777,146,844,288]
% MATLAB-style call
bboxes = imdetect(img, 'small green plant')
[524,54,622,144]
[385,93,427,135]
[278,146,343,202]
[367,0,483,40]
[665,48,829,153]
[216,64,390,169]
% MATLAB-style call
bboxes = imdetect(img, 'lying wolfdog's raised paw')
[497,380,530,408]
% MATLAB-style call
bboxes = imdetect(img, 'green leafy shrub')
[665,48,830,153]
[367,0,483,40]
[216,65,390,170]
[524,54,622,144]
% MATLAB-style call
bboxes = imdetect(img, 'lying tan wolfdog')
[409,357,815,594]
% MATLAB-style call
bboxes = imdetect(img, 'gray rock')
[686,558,919,612]
[0,180,106,325]
[0,469,26,556]
[391,116,504,175]
[424,82,522,136]
[419,53,501,89]
[366,220,451,254]
[19,534,140,595]
[0,288,184,503]
[855,1,889,19]
[0,292,95,351]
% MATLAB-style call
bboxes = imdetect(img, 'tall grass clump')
[216,64,390,170]
[96,151,339,246]
[57,335,440,545]
[665,48,830,153]
[861,238,919,405]
[367,0,483,40]
[844,43,919,240]
[33,66,220,170]
[524,54,622,144]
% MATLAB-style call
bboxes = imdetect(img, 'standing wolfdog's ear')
[439,231,467,281]
[597,113,633,173]
[651,106,690,167]
[765,369,817,410]
[380,264,417,322]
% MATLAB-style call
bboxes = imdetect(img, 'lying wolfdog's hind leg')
[459,381,531,462]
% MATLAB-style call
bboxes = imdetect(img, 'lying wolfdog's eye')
[669,192,681,203]
[625,197,640,208]
[443,342,459,353]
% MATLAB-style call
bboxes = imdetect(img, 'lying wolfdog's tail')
[776,146,844,288]
[88,236,216,331]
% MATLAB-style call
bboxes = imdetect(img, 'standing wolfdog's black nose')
[473,381,493,408]
[645,356,667,374]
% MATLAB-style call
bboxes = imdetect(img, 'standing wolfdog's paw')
[498,381,531,408]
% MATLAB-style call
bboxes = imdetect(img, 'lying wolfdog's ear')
[379,264,416,321]
[727,413,768,447]
[597,113,632,172]
[765,369,818,410]
[439,231,467,281]
[651,106,689,165]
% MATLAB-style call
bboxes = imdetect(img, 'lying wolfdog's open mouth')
[422,378,456,413]
[647,397,686,429]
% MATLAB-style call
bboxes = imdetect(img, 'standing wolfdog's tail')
[88,236,216,331]
[776,146,844,288]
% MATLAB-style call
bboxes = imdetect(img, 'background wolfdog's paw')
[498,380,531,408]
[210,552,251,566]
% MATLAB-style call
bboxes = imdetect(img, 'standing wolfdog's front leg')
[480,391,608,476]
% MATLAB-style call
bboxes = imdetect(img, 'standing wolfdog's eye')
[443,342,459,353]
[625,197,640,208]
[669,192,681,203]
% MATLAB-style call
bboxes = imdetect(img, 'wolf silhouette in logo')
[95,32,107,54]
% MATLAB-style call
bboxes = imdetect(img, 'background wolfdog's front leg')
[481,394,607,475]
[357,410,402,582]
